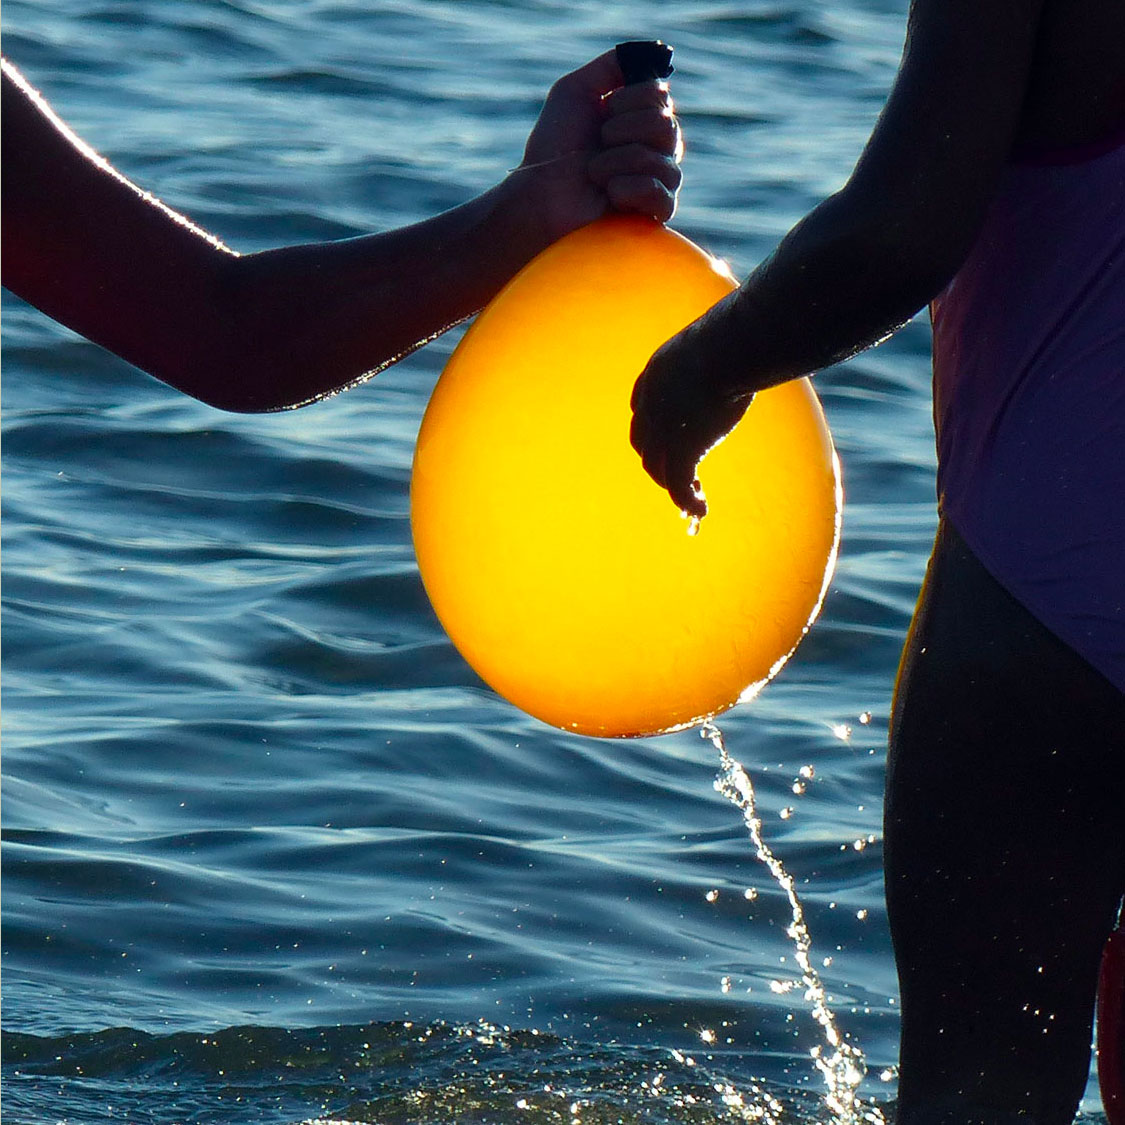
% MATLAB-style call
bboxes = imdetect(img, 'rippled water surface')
[1,1,1110,1122]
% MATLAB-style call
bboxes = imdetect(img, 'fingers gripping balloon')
[411,44,841,738]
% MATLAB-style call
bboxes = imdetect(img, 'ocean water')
[0,1,1109,1122]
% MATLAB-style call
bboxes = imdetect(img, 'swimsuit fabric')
[930,134,1125,694]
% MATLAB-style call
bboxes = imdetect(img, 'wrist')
[508,149,605,246]
[494,163,561,256]
[683,287,761,404]
[425,170,561,301]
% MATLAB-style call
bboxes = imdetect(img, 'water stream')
[703,723,887,1125]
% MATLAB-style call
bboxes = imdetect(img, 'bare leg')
[885,520,1125,1124]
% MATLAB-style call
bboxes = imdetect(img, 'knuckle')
[659,158,683,190]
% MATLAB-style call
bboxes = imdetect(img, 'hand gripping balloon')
[411,43,841,738]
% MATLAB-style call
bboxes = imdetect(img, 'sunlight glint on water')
[702,723,887,1125]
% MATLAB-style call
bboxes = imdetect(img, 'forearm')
[692,183,963,403]
[2,56,558,412]
[628,183,988,516]
[218,166,559,411]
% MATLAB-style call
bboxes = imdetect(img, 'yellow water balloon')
[411,214,840,738]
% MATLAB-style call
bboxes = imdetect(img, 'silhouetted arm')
[2,53,681,411]
[630,0,1045,516]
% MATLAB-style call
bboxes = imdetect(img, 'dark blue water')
[1,2,1109,1121]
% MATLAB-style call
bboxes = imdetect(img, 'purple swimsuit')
[931,132,1125,694]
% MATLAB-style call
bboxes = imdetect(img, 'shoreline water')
[1,0,1110,1118]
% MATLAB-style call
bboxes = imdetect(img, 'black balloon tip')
[615,41,674,85]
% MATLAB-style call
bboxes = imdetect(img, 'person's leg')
[885,520,1125,1125]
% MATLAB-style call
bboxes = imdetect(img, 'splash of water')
[701,722,886,1125]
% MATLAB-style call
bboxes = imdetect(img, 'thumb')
[545,49,624,107]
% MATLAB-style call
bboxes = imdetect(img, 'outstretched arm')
[1,53,681,412]
[630,0,1044,517]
